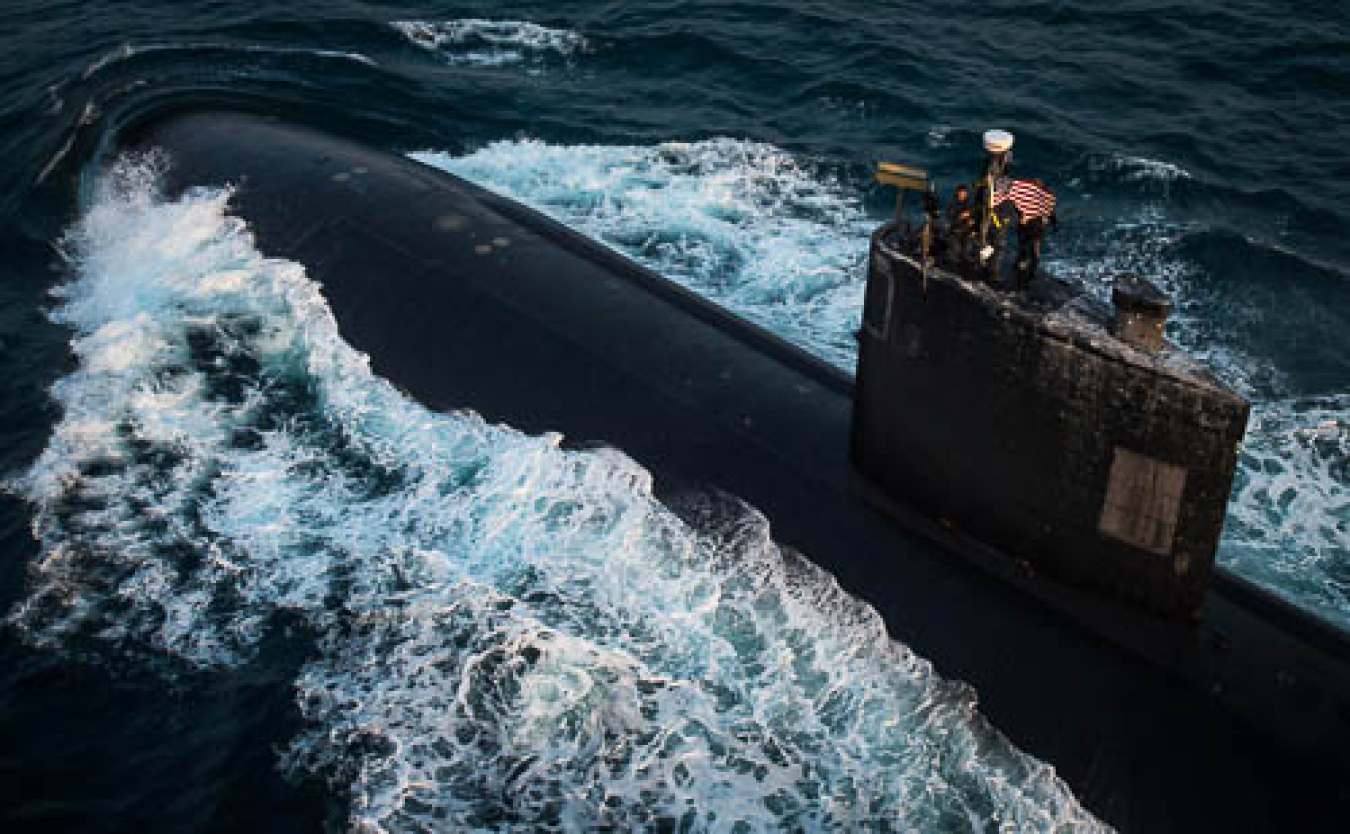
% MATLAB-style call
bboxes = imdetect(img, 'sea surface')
[0,2,1346,831]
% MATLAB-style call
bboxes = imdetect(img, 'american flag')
[995,179,1057,219]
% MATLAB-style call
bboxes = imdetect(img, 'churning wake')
[7,158,1105,831]
[415,140,872,369]
[422,141,1350,633]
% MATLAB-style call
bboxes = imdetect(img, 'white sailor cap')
[983,129,1015,153]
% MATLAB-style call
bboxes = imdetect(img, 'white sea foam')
[1085,154,1193,200]
[1221,397,1350,625]
[926,125,955,148]
[1108,154,1192,184]
[391,20,587,69]
[9,158,1105,830]
[414,139,872,369]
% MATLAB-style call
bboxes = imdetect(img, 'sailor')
[975,130,1015,283]
[979,186,1016,284]
[945,185,976,265]
[1011,178,1058,289]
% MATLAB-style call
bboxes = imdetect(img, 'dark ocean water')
[0,1,1347,831]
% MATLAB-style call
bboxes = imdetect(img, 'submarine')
[112,109,1350,831]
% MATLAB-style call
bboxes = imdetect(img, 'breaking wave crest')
[7,157,1104,831]
[414,140,872,369]
[391,20,587,69]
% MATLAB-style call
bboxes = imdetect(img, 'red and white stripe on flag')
[1007,179,1056,219]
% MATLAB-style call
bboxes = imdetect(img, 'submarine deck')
[119,110,1348,831]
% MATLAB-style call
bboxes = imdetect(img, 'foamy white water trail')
[416,140,872,369]
[391,20,587,69]
[429,140,1349,631]
[6,157,1105,831]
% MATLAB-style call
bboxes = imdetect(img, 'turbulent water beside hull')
[418,141,1350,634]
[415,140,872,370]
[6,159,1105,830]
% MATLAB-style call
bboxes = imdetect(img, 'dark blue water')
[1,2,1346,831]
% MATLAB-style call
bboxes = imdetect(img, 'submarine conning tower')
[852,134,1251,618]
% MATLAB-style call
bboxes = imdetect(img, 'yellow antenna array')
[875,162,930,218]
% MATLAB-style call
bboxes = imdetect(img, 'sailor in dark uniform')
[944,185,976,267]
[1013,179,1058,290]
[979,194,1017,284]
[974,129,1015,284]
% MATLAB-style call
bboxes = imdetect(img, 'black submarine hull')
[117,110,1349,831]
